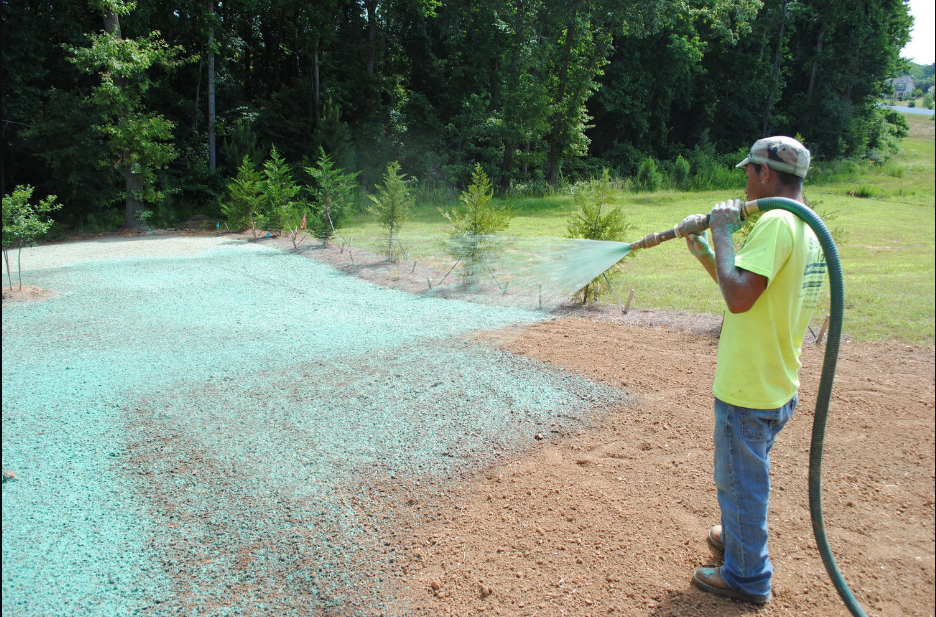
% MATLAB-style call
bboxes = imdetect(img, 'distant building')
[889,75,915,100]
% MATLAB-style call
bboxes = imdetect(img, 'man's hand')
[686,232,713,258]
[685,226,717,282]
[707,199,766,313]
[709,199,744,234]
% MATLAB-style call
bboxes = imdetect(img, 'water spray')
[523,202,760,304]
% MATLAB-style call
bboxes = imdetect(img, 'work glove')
[686,232,713,258]
[709,199,744,234]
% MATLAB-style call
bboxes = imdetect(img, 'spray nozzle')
[628,200,761,251]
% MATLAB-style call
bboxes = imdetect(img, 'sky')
[903,0,935,64]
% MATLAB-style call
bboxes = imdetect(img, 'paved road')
[883,104,935,115]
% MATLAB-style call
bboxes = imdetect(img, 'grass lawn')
[338,118,935,345]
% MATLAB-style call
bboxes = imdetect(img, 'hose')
[750,197,865,617]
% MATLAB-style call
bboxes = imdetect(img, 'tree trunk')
[125,165,144,229]
[208,30,216,172]
[547,16,577,188]
[501,3,527,192]
[762,0,788,137]
[207,1,216,172]
[313,45,321,105]
[806,24,827,103]
[500,143,514,193]
[194,48,203,134]
[805,23,828,137]
[102,8,143,229]
[103,11,121,39]
[3,248,12,290]
[311,41,321,137]
[366,0,378,75]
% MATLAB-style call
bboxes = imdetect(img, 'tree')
[260,146,301,235]
[68,0,192,229]
[368,161,413,261]
[2,185,61,290]
[635,157,662,192]
[543,5,611,187]
[304,147,360,240]
[441,163,515,284]
[221,155,265,236]
[566,169,632,304]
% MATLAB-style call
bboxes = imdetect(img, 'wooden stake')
[624,289,635,313]
[815,315,830,344]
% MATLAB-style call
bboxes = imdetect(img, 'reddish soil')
[383,321,934,617]
[1,284,55,304]
[298,239,935,617]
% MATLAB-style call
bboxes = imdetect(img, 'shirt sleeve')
[733,212,794,287]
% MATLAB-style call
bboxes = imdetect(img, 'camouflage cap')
[736,136,810,178]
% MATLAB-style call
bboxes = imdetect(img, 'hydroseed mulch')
[2,236,628,616]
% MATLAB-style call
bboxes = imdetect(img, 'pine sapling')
[368,161,413,261]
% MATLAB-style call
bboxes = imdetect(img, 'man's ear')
[760,163,774,185]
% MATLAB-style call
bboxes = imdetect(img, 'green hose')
[753,197,866,617]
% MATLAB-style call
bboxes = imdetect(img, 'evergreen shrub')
[636,157,662,192]
[670,155,691,191]
[368,162,414,261]
[441,163,515,285]
[566,169,633,304]
[221,155,265,235]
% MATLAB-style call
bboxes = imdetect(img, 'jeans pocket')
[740,407,768,441]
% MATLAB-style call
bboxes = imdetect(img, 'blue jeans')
[714,395,796,599]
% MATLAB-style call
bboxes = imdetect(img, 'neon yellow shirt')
[713,209,826,409]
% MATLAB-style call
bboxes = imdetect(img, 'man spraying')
[684,136,826,604]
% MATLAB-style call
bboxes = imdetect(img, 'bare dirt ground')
[294,238,934,617]
[1,284,56,303]
[8,231,934,616]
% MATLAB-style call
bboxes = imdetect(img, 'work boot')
[692,567,772,604]
[707,525,724,552]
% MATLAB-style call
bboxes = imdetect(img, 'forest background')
[1,0,932,232]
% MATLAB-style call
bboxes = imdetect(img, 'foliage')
[368,162,414,261]
[19,89,119,223]
[2,185,62,290]
[67,8,193,228]
[441,164,515,285]
[304,148,360,240]
[566,169,633,304]
[221,156,265,236]
[1,0,914,228]
[260,147,302,236]
[670,155,692,191]
[220,123,267,175]
[635,157,663,192]
[851,185,882,199]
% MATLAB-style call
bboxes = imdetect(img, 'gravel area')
[2,234,628,616]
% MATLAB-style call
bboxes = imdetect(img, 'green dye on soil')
[2,240,627,616]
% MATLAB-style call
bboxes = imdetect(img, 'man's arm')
[708,200,767,314]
